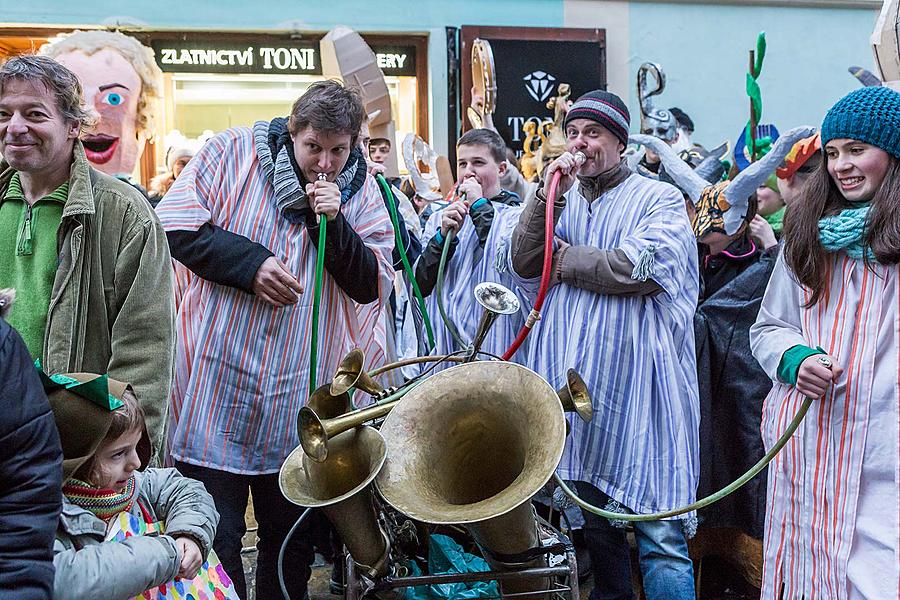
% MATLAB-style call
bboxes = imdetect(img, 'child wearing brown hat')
[44,371,220,600]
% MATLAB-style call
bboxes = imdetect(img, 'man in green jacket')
[0,55,174,458]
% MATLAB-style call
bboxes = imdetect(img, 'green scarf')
[818,205,874,261]
[764,205,785,237]
[62,476,137,522]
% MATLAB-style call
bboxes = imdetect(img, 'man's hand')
[749,214,778,250]
[440,200,468,237]
[306,180,341,221]
[457,177,483,206]
[796,354,844,399]
[543,152,582,200]
[366,160,386,177]
[252,257,303,307]
[175,537,203,579]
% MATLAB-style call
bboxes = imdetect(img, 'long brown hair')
[783,153,900,307]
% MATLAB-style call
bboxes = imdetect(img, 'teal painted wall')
[6,1,881,153]
[627,2,878,149]
[11,0,563,30]
[9,1,566,154]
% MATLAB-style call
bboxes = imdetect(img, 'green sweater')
[0,173,69,358]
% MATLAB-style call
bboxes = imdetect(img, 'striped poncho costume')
[750,251,900,599]
[515,174,701,524]
[418,197,531,364]
[157,126,394,474]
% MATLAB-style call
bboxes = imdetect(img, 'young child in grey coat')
[45,372,220,600]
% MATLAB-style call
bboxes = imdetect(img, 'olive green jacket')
[0,142,175,457]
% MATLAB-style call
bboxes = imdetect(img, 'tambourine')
[468,38,497,129]
[402,134,454,201]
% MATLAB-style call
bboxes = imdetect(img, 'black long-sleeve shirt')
[167,210,381,304]
[413,190,518,297]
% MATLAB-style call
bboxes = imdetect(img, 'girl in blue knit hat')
[750,85,900,599]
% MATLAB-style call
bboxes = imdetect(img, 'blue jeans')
[574,482,695,600]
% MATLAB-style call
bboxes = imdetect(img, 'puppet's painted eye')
[103,92,124,106]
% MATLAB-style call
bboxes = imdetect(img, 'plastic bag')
[404,534,499,600]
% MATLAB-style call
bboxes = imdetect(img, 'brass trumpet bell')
[331,348,384,397]
[305,384,351,420]
[558,369,593,422]
[376,361,564,524]
[298,398,397,463]
[279,426,390,577]
[468,282,520,361]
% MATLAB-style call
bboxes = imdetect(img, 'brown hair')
[74,388,145,483]
[0,54,98,134]
[457,128,507,164]
[782,154,900,306]
[288,80,364,146]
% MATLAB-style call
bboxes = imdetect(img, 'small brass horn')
[305,384,351,420]
[298,399,398,463]
[331,348,384,397]
[467,282,520,362]
[558,369,593,422]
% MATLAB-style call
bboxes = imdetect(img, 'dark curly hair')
[288,79,365,146]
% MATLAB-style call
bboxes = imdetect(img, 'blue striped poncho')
[517,174,700,523]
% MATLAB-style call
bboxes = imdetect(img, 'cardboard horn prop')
[321,26,399,177]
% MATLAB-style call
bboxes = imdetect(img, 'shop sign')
[373,45,417,76]
[152,41,321,74]
[482,38,604,155]
[152,40,417,77]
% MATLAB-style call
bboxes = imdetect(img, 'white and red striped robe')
[751,250,899,599]
[156,127,394,475]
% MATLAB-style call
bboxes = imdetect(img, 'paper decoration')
[106,512,241,600]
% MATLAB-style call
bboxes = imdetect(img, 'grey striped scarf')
[253,117,363,222]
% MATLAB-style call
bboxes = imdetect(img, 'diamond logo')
[523,71,557,102]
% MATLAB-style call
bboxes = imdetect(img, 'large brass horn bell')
[331,348,384,397]
[280,426,391,579]
[558,369,593,422]
[376,361,566,595]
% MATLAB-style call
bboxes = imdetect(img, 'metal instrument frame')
[342,514,580,600]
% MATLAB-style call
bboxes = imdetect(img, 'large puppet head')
[43,30,162,177]
[632,126,815,246]
[637,63,676,142]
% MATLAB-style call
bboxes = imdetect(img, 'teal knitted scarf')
[818,205,875,261]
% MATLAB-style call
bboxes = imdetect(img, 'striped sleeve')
[156,130,238,231]
[750,249,808,381]
[617,182,695,302]
[350,175,395,305]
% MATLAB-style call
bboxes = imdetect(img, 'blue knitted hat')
[821,86,900,158]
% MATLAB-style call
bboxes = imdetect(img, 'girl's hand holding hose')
[796,354,843,399]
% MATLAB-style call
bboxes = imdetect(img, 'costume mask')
[637,63,676,142]
[44,31,161,178]
[402,134,451,201]
[631,126,815,241]
[53,49,142,175]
